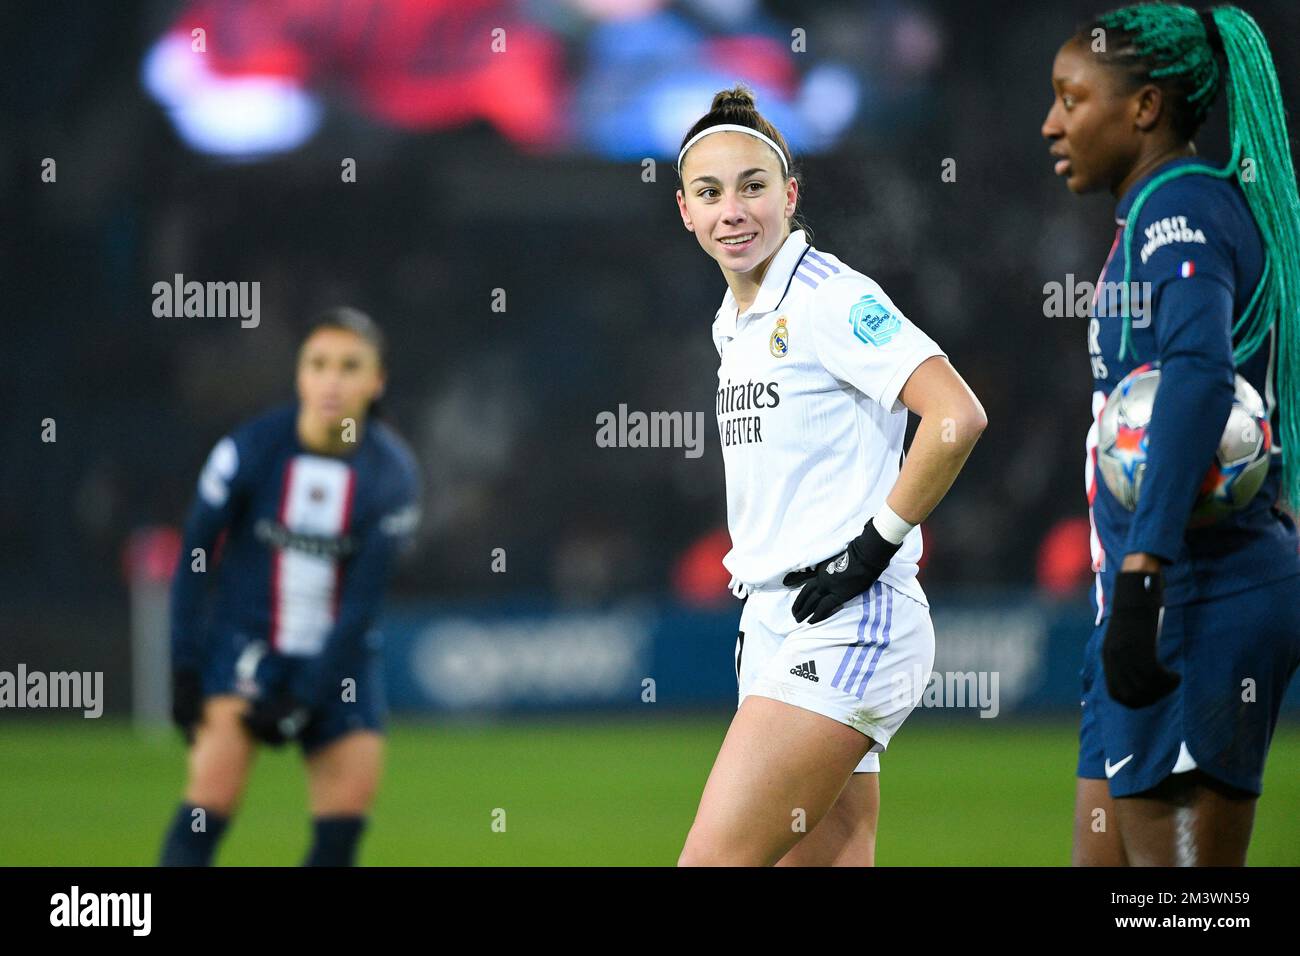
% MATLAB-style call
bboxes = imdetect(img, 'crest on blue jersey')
[849,294,900,346]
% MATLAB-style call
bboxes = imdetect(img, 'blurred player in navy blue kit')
[1043,4,1300,865]
[159,308,420,866]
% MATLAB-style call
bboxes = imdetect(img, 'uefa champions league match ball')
[1097,363,1272,523]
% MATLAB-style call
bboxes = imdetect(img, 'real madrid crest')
[769,316,789,358]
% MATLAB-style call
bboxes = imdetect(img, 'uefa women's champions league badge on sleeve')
[849,294,901,346]
[770,315,790,358]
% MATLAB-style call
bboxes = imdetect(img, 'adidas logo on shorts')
[790,661,820,682]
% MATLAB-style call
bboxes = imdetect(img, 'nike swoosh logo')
[1105,753,1135,778]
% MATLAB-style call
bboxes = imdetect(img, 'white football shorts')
[735,579,935,773]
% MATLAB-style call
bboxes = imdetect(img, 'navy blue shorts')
[202,632,386,755]
[1078,573,1300,797]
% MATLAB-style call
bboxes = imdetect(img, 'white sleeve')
[809,272,946,414]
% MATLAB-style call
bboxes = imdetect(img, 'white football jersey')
[712,229,945,605]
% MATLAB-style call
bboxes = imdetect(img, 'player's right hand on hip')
[171,668,204,744]
[784,518,901,625]
[241,693,312,747]
[1102,570,1181,709]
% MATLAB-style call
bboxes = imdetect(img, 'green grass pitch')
[3,716,1298,866]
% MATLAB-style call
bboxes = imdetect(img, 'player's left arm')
[1122,274,1236,568]
[1104,192,1237,709]
[788,277,986,623]
[809,273,989,519]
[890,355,989,524]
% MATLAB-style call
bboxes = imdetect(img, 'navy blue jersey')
[170,403,421,708]
[1085,156,1299,620]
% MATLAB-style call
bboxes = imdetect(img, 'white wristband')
[872,502,915,546]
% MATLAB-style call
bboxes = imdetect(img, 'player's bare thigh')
[305,731,385,816]
[678,695,873,867]
[776,772,878,867]
[1073,777,1127,866]
[186,694,257,815]
[1113,771,1257,866]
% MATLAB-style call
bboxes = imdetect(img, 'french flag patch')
[1179,260,1196,278]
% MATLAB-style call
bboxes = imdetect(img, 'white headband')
[677,123,789,179]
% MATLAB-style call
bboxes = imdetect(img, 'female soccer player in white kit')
[676,86,988,866]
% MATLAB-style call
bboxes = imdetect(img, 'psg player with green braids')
[1043,4,1300,865]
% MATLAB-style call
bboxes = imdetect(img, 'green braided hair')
[1081,3,1300,507]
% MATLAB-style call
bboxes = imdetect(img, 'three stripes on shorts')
[830,582,892,699]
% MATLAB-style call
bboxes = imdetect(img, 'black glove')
[241,693,312,747]
[783,519,902,625]
[1102,570,1181,709]
[171,668,204,744]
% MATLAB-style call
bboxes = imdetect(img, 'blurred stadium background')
[4,0,1298,865]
